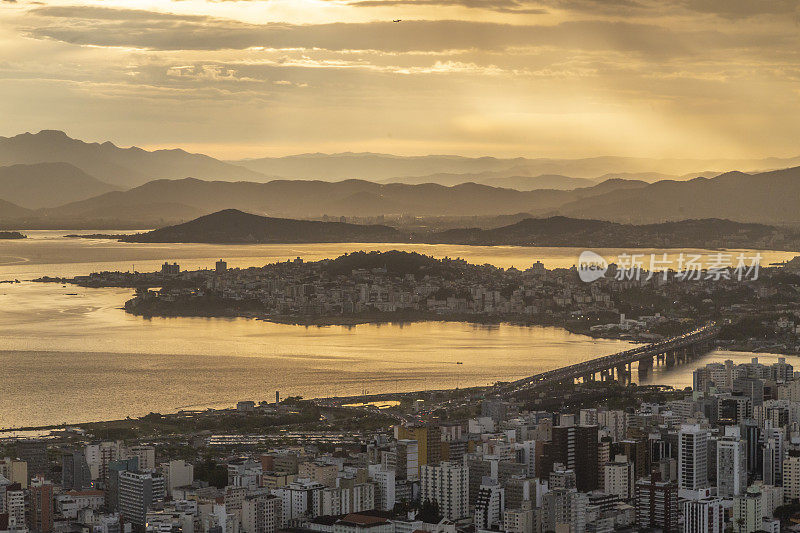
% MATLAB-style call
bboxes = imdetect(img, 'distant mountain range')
[0,162,118,209]
[552,167,800,225]
[429,217,795,249]
[232,151,800,182]
[381,172,599,190]
[0,130,264,188]
[2,130,800,229]
[123,209,404,244]
[118,209,800,251]
[379,170,722,190]
[2,130,796,190]
[23,177,646,225]
[4,165,800,228]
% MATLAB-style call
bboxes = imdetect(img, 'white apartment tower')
[474,477,504,530]
[717,435,747,498]
[603,455,635,500]
[679,425,709,492]
[733,486,762,533]
[419,461,469,521]
[783,455,800,502]
[683,497,725,533]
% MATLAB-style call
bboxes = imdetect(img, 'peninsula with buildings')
[32,250,800,353]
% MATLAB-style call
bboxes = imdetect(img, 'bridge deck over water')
[501,323,719,393]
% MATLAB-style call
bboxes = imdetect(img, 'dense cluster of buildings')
[51,253,800,355]
[123,257,615,319]
[7,354,800,533]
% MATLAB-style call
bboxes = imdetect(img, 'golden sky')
[1,0,799,159]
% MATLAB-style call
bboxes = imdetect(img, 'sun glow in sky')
[1,0,799,159]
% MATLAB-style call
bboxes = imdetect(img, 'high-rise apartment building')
[636,475,678,533]
[474,477,504,530]
[29,477,54,533]
[117,470,166,527]
[679,425,708,492]
[683,497,725,533]
[419,461,469,521]
[62,450,92,491]
[717,434,747,498]
[241,493,281,533]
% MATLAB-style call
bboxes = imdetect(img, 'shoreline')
[32,276,800,352]
[41,236,800,254]
[6,231,799,254]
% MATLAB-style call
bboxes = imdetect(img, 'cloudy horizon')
[1,0,799,159]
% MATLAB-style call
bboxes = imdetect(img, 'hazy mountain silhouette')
[0,130,265,187]
[123,209,405,244]
[594,171,721,182]
[0,198,32,219]
[41,177,646,222]
[429,216,792,248]
[384,172,597,190]
[553,166,800,225]
[2,130,797,191]
[0,162,118,209]
[233,152,800,181]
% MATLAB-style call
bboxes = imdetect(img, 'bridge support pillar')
[665,351,675,368]
[638,355,653,377]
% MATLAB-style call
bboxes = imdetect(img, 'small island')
[116,208,800,251]
[64,233,127,239]
[0,231,26,239]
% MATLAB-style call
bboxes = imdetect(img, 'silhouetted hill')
[324,250,458,276]
[0,130,265,187]
[553,166,800,225]
[429,217,798,249]
[0,162,118,209]
[119,211,798,249]
[122,209,405,244]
